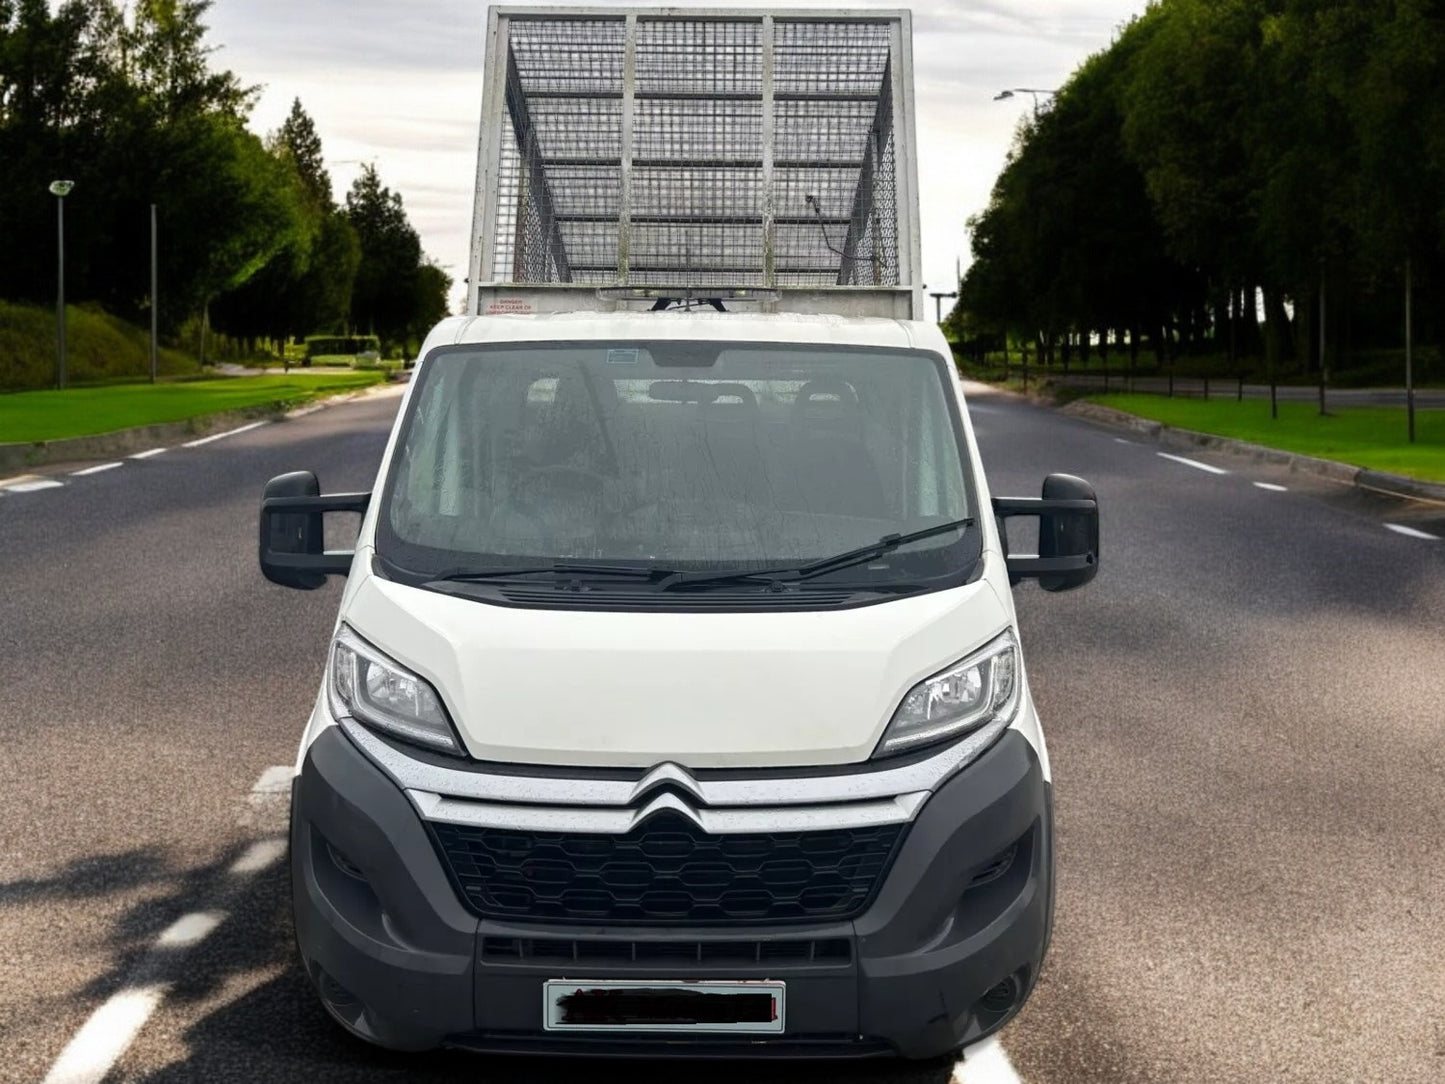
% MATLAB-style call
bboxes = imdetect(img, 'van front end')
[289,662,1053,1060]
[261,317,1097,1061]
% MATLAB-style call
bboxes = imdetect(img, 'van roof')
[434,311,941,353]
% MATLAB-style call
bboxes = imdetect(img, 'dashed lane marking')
[44,987,167,1084]
[1385,523,1441,541]
[1113,438,1135,445]
[1254,482,1288,492]
[154,912,225,951]
[1157,452,1230,476]
[956,1037,1025,1083]
[128,448,166,460]
[41,765,292,1084]
[1,478,65,493]
[70,462,123,477]
[247,764,293,807]
[183,421,269,448]
[229,838,288,876]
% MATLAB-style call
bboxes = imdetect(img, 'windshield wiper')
[429,563,675,584]
[659,517,976,591]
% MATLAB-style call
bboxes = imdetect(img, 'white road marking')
[251,765,293,793]
[248,765,293,806]
[229,838,287,876]
[43,985,167,1084]
[1254,482,1288,492]
[43,771,295,1084]
[1157,452,1229,475]
[1385,523,1441,541]
[956,1038,1024,1083]
[1113,437,1135,445]
[183,421,269,448]
[154,912,225,950]
[128,448,166,460]
[70,462,123,477]
[2,479,64,493]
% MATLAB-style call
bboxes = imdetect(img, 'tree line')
[955,0,1445,382]
[0,0,449,367]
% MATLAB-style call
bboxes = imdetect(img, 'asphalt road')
[1,384,1441,1083]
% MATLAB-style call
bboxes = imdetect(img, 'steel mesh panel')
[490,120,524,281]
[775,99,876,163]
[530,97,623,159]
[510,18,625,96]
[634,98,762,162]
[433,813,906,925]
[632,165,763,219]
[487,14,900,288]
[773,21,891,98]
[835,93,897,288]
[636,19,762,97]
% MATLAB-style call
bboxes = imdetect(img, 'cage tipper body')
[469,8,923,320]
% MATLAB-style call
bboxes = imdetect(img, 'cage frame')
[468,6,923,319]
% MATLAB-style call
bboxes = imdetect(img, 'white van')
[257,7,1099,1062]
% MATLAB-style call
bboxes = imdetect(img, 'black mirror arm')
[992,497,1097,515]
[262,492,372,516]
[1003,554,1095,577]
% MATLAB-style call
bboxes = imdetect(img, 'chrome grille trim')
[410,787,927,834]
[340,711,1011,810]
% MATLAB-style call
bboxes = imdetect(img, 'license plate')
[543,980,786,1034]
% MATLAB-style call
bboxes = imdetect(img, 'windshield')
[377,340,976,589]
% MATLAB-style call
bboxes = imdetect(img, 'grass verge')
[1088,394,1445,482]
[0,372,387,444]
[1,299,201,389]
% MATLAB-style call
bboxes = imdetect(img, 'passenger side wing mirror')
[258,471,372,590]
[993,474,1100,592]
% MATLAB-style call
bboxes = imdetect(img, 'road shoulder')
[0,381,405,483]
[962,380,1445,505]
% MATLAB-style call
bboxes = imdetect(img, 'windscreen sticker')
[606,348,640,366]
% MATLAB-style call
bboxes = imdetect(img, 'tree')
[958,0,1445,383]
[213,98,358,349]
[271,96,330,211]
[346,163,423,345]
[411,260,453,341]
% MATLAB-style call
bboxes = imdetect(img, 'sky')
[205,0,1149,313]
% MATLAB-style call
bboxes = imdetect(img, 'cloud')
[207,0,1146,307]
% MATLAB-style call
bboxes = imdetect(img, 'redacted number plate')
[543,980,786,1034]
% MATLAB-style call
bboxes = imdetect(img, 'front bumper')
[291,724,1053,1060]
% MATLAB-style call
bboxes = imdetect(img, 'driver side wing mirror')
[258,471,371,590]
[993,473,1100,592]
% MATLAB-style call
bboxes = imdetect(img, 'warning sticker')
[486,298,535,315]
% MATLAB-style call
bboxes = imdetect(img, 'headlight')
[328,625,463,755]
[874,631,1022,758]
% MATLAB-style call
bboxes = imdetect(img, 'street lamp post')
[930,291,957,325]
[993,88,1057,117]
[50,180,75,389]
[150,204,159,383]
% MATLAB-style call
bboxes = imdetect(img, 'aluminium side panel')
[469,7,509,316]
[892,10,923,320]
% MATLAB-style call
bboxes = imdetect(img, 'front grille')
[433,812,904,924]
[481,936,852,965]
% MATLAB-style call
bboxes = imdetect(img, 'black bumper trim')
[291,724,1053,1059]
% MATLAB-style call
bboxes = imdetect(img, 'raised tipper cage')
[469,7,923,319]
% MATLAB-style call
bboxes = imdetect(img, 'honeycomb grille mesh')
[433,813,905,925]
